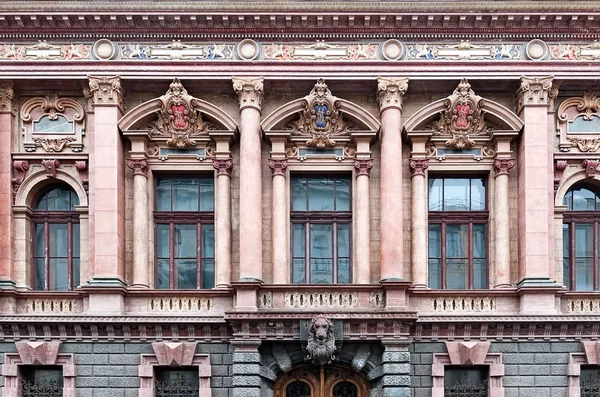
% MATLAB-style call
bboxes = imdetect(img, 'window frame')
[427,176,489,290]
[289,175,353,284]
[153,176,215,290]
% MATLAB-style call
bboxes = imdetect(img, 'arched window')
[563,184,600,291]
[32,185,80,291]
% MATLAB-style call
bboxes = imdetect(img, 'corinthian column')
[377,77,408,282]
[354,159,374,284]
[0,82,14,288]
[410,158,429,288]
[493,158,515,288]
[126,158,149,288]
[213,158,233,287]
[233,77,264,281]
[269,159,288,284]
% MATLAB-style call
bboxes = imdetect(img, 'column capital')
[0,81,14,113]
[409,158,429,176]
[515,75,556,114]
[213,157,233,176]
[493,158,515,177]
[232,77,264,112]
[354,158,374,177]
[268,158,288,176]
[377,77,409,112]
[126,158,149,177]
[87,75,124,111]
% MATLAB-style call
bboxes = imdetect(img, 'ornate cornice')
[515,75,554,114]
[87,75,124,111]
[0,82,14,113]
[213,158,233,176]
[409,158,429,176]
[493,158,515,176]
[354,159,374,177]
[268,159,288,177]
[377,77,409,112]
[232,76,263,112]
[126,158,149,177]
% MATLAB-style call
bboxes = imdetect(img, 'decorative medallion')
[306,315,336,366]
[525,39,550,61]
[430,79,490,149]
[567,137,600,152]
[147,78,212,148]
[559,91,600,122]
[288,79,350,148]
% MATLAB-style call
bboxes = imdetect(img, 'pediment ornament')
[287,78,351,149]
[147,78,213,148]
[429,79,490,149]
[558,90,600,122]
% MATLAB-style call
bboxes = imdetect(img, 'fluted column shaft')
[377,77,408,281]
[233,77,264,281]
[127,158,149,288]
[213,158,233,287]
[493,158,515,288]
[410,159,429,288]
[269,159,288,284]
[355,159,373,284]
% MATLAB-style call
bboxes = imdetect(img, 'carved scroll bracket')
[11,160,29,200]
[75,160,89,195]
[41,159,60,178]
[582,159,600,178]
[554,160,568,196]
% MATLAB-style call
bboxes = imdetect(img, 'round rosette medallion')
[380,39,405,61]
[525,39,549,61]
[236,39,261,60]
[92,39,119,60]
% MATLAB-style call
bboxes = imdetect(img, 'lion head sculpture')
[306,315,335,366]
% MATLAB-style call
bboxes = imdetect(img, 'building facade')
[0,2,600,397]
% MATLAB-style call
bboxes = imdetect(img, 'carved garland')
[430,79,490,149]
[288,79,350,149]
[147,78,213,148]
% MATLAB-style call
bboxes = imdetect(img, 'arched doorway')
[274,365,369,397]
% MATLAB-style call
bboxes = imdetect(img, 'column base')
[231,280,263,311]
[81,285,127,315]
[493,283,514,289]
[130,283,149,289]
[517,279,563,315]
[0,279,16,289]
[380,280,411,310]
[87,277,127,288]
[516,277,561,288]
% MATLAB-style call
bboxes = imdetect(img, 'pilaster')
[269,158,289,284]
[0,81,14,288]
[127,157,149,288]
[409,158,429,288]
[381,339,411,397]
[213,157,233,288]
[493,158,515,288]
[231,339,262,397]
[355,158,374,284]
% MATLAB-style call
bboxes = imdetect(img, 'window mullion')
[333,221,338,284]
[468,222,474,289]
[305,222,310,283]
[197,222,202,289]
[44,221,49,291]
[67,221,73,291]
[595,221,599,291]
[170,223,175,289]
[571,221,576,290]
[441,222,447,289]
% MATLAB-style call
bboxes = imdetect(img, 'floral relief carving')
[126,158,149,177]
[287,78,351,149]
[409,158,429,176]
[32,137,77,152]
[41,159,60,178]
[515,76,555,114]
[582,159,600,178]
[567,137,600,152]
[87,75,124,110]
[493,158,515,176]
[377,77,409,111]
[268,158,288,176]
[212,158,233,176]
[232,76,264,111]
[429,79,490,149]
[147,78,214,149]
[354,158,374,176]
[0,82,14,112]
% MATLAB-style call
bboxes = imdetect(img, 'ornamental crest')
[306,315,336,366]
[430,79,490,149]
[288,79,349,148]
[148,78,211,148]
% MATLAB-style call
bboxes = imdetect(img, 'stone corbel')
[554,160,568,196]
[41,159,60,178]
[582,341,600,364]
[232,77,264,111]
[582,159,600,178]
[15,341,61,365]
[445,341,491,365]
[75,160,89,194]
[11,160,29,200]
[152,342,198,366]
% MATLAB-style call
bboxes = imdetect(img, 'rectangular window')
[155,368,199,397]
[444,367,488,397]
[155,177,214,289]
[428,177,488,289]
[291,176,351,284]
[21,366,63,397]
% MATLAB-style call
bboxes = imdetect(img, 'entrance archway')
[274,364,369,397]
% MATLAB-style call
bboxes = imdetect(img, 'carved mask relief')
[306,315,336,366]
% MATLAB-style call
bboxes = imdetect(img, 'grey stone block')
[419,376,432,387]
[0,344,17,353]
[382,363,410,375]
[211,354,223,365]
[420,355,432,365]
[197,344,229,354]
[234,352,261,363]
[489,343,519,353]
[413,366,431,376]
[504,388,519,397]
[233,364,261,375]
[211,365,229,376]
[551,365,568,375]
[382,352,410,363]
[413,388,431,397]
[93,389,125,397]
[76,377,110,388]
[551,343,582,353]
[413,344,445,354]
[75,354,109,365]
[62,344,93,353]
[124,366,139,377]
[223,375,233,388]
[125,389,139,397]
[93,365,125,376]
[519,343,551,353]
[125,344,154,354]
[76,388,94,397]
[550,387,567,397]
[518,365,550,375]
[503,376,534,387]
[211,377,223,388]
[223,354,234,365]
[535,353,569,364]
[76,366,94,376]
[109,354,140,365]
[535,376,568,387]
[504,365,519,376]
[383,387,412,397]
[518,388,550,397]
[232,388,261,397]
[213,389,229,397]
[109,377,140,388]
[233,376,261,387]
[93,344,125,353]
[502,354,534,365]
[382,375,411,387]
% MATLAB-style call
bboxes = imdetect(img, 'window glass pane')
[309,224,333,283]
[291,178,307,211]
[156,259,170,289]
[473,224,486,258]
[446,224,468,258]
[50,258,68,291]
[155,368,199,397]
[564,190,573,209]
[576,258,594,291]
[201,225,215,289]
[156,224,170,258]
[34,258,45,290]
[176,259,197,289]
[173,179,199,211]
[156,179,172,211]
[575,224,594,257]
[581,366,600,393]
[337,224,350,284]
[202,259,214,289]
[429,259,441,289]
[446,259,467,289]
[444,367,488,396]
[292,224,306,283]
[45,187,72,211]
[308,179,335,211]
[35,223,45,257]
[72,223,80,258]
[335,178,351,211]
[199,179,214,211]
[292,260,306,284]
[49,224,68,257]
[573,187,597,211]
[72,258,80,289]
[473,259,486,289]
[470,178,486,210]
[72,223,80,288]
[443,179,470,211]
[34,114,73,133]
[428,224,441,258]
[286,381,311,397]
[21,366,63,396]
[563,224,571,289]
[428,178,443,211]
[174,224,197,258]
